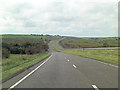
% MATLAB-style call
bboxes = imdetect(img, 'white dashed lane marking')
[92,85,99,90]
[73,64,77,68]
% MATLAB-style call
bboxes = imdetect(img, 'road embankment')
[2,52,50,82]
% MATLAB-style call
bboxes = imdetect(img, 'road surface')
[2,40,118,89]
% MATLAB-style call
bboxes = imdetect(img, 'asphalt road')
[2,40,118,89]
[55,38,65,50]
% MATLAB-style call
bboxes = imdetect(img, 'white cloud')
[0,0,118,37]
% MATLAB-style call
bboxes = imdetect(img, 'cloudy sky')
[0,0,118,37]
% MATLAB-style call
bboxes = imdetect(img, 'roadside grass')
[51,42,61,52]
[62,49,118,65]
[51,42,119,66]
[1,52,50,81]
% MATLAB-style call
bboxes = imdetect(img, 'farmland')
[59,37,119,48]
[2,34,47,39]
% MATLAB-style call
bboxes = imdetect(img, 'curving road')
[2,39,118,89]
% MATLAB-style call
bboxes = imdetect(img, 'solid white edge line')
[96,60,118,68]
[92,85,99,90]
[73,64,77,68]
[8,54,53,89]
[108,64,118,68]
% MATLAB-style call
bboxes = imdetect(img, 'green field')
[2,34,47,39]
[51,42,119,66]
[1,52,50,81]
[60,37,119,48]
[2,34,62,43]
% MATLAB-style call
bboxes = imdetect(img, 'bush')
[23,42,32,48]
[2,48,10,58]
[2,38,49,55]
[2,42,10,50]
[19,47,25,54]
[25,47,35,55]
[10,47,21,54]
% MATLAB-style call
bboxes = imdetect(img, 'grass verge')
[2,52,50,81]
[51,42,61,52]
[62,49,118,65]
[51,42,119,66]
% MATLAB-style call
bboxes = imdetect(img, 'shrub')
[25,47,35,55]
[2,38,49,55]
[10,47,21,54]
[23,42,32,48]
[2,48,10,58]
[2,42,10,50]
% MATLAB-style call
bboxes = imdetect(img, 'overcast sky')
[0,0,118,37]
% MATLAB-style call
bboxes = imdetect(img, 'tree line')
[2,38,49,58]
